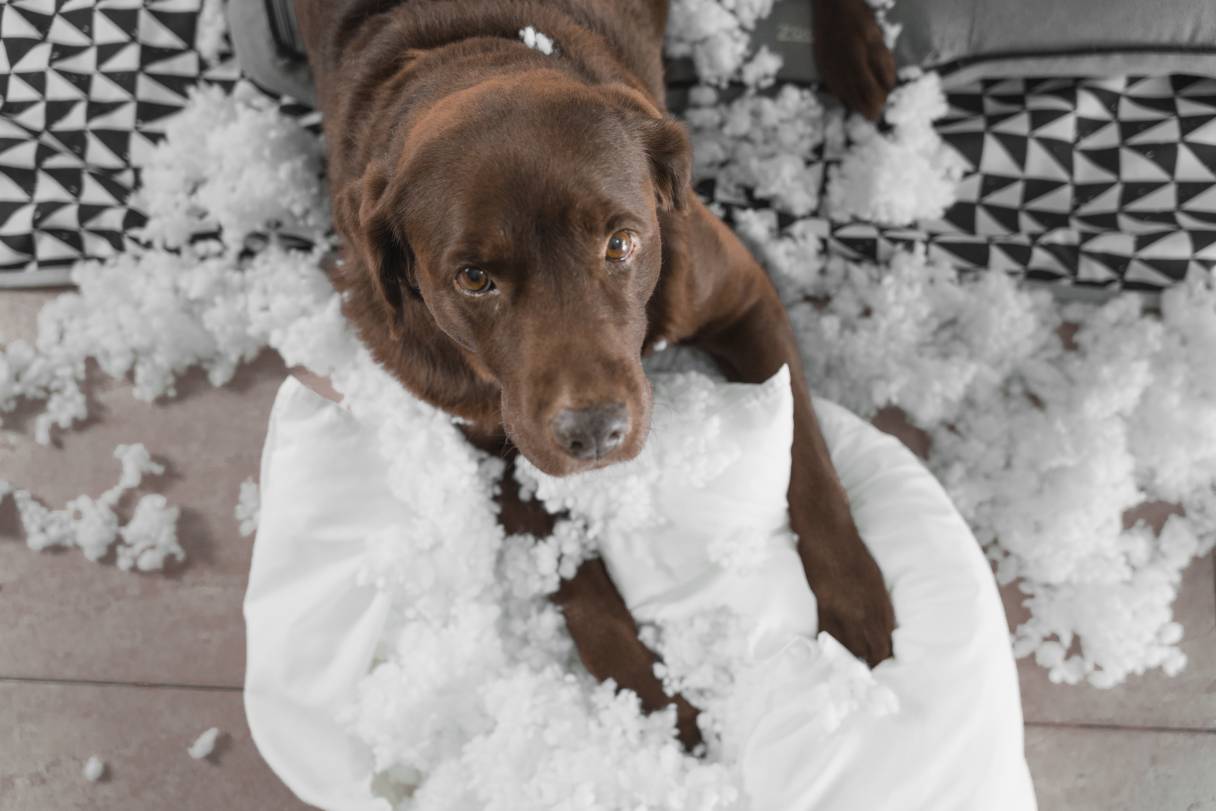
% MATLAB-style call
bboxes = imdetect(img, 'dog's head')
[337,70,691,475]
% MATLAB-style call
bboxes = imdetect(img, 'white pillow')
[244,367,1035,811]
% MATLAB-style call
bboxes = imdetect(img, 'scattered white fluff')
[667,0,899,88]
[82,755,106,782]
[790,248,1054,426]
[373,668,740,811]
[666,0,778,87]
[0,82,328,445]
[826,73,966,225]
[0,243,323,444]
[733,209,833,303]
[135,82,326,252]
[235,478,260,537]
[681,73,961,298]
[739,44,783,89]
[867,0,903,50]
[0,444,183,571]
[685,84,827,217]
[1129,274,1216,503]
[334,362,901,807]
[515,368,803,588]
[671,6,1214,686]
[642,609,752,722]
[194,0,227,64]
[327,362,746,806]
[188,727,222,760]
[644,616,897,757]
[518,26,556,56]
[782,248,1216,685]
[519,374,739,538]
[925,282,1216,686]
[116,494,183,572]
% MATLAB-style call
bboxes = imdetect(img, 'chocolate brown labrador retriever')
[295,0,896,747]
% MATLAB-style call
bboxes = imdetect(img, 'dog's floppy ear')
[333,161,418,322]
[636,115,692,211]
[601,84,692,211]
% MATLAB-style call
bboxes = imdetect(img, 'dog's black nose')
[551,403,629,461]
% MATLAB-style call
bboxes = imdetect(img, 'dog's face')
[339,72,691,475]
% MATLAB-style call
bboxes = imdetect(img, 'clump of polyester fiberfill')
[780,247,1216,685]
[325,360,754,808]
[924,279,1216,686]
[684,84,826,217]
[666,0,780,87]
[0,444,183,571]
[825,73,966,225]
[332,363,901,808]
[235,478,260,537]
[732,209,832,302]
[194,0,227,64]
[135,83,326,251]
[0,81,329,444]
[518,25,556,55]
[188,727,222,760]
[82,756,106,782]
[790,248,1054,426]
[867,0,902,49]
[0,244,325,443]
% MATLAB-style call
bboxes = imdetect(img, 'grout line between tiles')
[0,675,242,693]
[1025,719,1216,736]
[4,680,1213,734]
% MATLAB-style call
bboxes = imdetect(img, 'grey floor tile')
[1026,724,1216,811]
[0,289,58,341]
[0,679,311,811]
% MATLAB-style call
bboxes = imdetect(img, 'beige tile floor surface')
[2,289,1214,810]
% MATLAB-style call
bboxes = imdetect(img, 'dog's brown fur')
[296,0,896,748]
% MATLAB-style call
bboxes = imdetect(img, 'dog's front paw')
[812,0,897,121]
[673,694,704,752]
[815,574,896,667]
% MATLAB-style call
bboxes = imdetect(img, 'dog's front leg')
[493,453,702,749]
[684,209,895,666]
[812,0,897,121]
[554,558,702,748]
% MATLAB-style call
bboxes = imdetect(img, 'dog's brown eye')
[455,266,493,294]
[605,230,636,262]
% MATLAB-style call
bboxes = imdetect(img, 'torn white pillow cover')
[244,367,1034,810]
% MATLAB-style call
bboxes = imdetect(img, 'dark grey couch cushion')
[667,0,1216,88]
[915,0,1216,85]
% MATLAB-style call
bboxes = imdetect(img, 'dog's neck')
[315,0,671,191]
[321,1,659,107]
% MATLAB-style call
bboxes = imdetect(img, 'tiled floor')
[2,289,1215,810]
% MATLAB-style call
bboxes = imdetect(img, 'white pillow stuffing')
[82,755,106,782]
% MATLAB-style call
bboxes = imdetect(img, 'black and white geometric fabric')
[926,75,1216,289]
[810,76,1216,292]
[0,0,237,282]
[3,0,1216,292]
